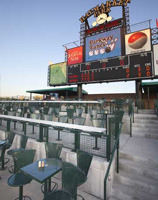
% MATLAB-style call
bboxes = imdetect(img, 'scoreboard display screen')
[68,52,153,83]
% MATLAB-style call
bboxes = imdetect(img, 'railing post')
[23,122,26,135]
[104,181,107,200]
[39,125,44,142]
[106,135,110,162]
[117,138,119,173]
[7,119,11,132]
[130,114,132,137]
[74,133,80,151]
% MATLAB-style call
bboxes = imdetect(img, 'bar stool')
[7,149,36,200]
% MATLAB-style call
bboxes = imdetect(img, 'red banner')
[67,46,83,66]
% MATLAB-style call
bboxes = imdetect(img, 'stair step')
[138,109,155,114]
[133,119,158,124]
[134,113,158,120]
[132,131,158,139]
[115,170,158,195]
[132,122,158,128]
[132,126,158,134]
[119,152,158,168]
[119,158,158,180]
[112,180,158,200]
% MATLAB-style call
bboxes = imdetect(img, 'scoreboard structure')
[48,0,158,88]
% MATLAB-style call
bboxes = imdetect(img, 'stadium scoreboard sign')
[68,52,153,83]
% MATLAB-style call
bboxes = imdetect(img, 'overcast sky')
[0,0,157,97]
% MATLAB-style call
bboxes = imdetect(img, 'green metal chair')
[76,150,93,200]
[44,161,81,200]
[41,142,63,193]
[7,135,28,174]
[7,149,36,200]
[89,109,98,120]
[5,131,16,150]
[45,142,62,159]
[4,131,16,165]
[76,108,83,118]
[91,118,106,150]
[29,113,40,134]
[67,108,75,124]
[0,141,8,170]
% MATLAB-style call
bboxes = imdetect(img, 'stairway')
[109,109,158,200]
[132,109,158,139]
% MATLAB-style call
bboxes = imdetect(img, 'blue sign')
[85,28,122,62]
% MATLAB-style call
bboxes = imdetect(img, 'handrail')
[128,99,134,137]
[104,122,123,200]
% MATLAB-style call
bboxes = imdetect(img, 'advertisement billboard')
[49,62,67,85]
[67,46,83,66]
[85,28,122,62]
[125,29,151,55]
[154,44,158,76]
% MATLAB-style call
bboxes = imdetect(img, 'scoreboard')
[68,51,153,84]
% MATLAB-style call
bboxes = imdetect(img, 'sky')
[0,0,158,97]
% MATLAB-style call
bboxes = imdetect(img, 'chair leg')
[14,186,31,200]
[19,186,23,200]
[77,194,85,200]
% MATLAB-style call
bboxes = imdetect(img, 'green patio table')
[21,158,62,198]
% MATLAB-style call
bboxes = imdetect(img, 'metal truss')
[124,6,130,34]
[80,23,86,46]
[151,27,158,45]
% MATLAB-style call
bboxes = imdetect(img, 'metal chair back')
[62,161,80,199]
[45,142,62,159]
[13,149,36,173]
[77,150,93,176]
[20,135,28,149]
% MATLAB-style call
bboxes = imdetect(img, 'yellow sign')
[79,0,131,23]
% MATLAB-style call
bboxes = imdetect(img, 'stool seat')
[7,148,24,156]
[8,172,32,187]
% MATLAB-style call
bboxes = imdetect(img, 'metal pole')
[135,80,142,108]
[147,86,150,109]
[77,84,82,100]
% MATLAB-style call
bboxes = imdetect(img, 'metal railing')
[104,119,123,200]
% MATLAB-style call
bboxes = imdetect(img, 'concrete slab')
[120,134,158,165]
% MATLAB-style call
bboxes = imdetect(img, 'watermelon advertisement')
[85,28,122,62]
[125,29,151,55]
[49,62,67,85]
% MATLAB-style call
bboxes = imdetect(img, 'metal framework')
[124,6,130,34]
[80,23,86,46]
[63,41,79,62]
[151,27,158,45]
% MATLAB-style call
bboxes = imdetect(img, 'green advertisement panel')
[49,62,67,85]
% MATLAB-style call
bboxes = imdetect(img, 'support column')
[147,86,150,109]
[30,93,32,100]
[77,84,82,100]
[135,80,142,108]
